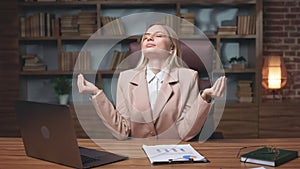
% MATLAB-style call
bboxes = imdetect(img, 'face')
[141,25,173,61]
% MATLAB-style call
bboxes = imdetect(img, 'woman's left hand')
[201,76,227,102]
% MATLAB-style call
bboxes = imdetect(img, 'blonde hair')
[135,23,183,70]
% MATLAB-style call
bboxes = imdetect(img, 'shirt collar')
[146,66,169,84]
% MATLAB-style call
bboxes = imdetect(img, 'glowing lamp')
[262,56,287,99]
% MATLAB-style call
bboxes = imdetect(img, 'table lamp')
[262,56,287,99]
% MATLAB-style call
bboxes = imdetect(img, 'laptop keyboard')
[81,155,100,164]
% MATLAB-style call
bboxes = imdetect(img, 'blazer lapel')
[152,68,179,120]
[129,69,153,123]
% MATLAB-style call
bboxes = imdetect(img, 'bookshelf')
[17,0,263,138]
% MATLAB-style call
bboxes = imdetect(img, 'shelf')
[180,0,256,5]
[23,69,250,77]
[215,100,258,108]
[98,70,116,75]
[88,35,140,40]
[218,35,256,39]
[91,34,255,40]
[61,35,132,40]
[19,35,141,41]
[20,71,73,75]
[19,70,122,76]
[261,99,300,106]
[60,36,93,40]
[19,37,58,41]
[18,1,97,6]
[213,68,256,74]
[179,34,217,40]
[19,0,257,6]
[19,34,255,41]
[20,70,96,76]
[101,1,177,5]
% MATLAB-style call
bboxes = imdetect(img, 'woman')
[77,24,226,141]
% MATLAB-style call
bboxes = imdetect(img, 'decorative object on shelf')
[229,56,247,69]
[52,77,71,104]
[262,55,287,100]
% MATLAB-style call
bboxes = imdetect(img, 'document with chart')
[142,144,208,164]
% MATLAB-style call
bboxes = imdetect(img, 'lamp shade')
[262,56,287,89]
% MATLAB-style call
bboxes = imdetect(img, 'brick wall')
[263,0,300,99]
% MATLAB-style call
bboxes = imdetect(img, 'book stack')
[161,15,178,31]
[180,13,195,35]
[217,26,237,35]
[236,80,253,103]
[22,54,47,71]
[19,13,55,37]
[61,51,91,71]
[101,16,125,36]
[78,12,97,36]
[237,15,256,35]
[60,14,79,36]
[110,50,129,70]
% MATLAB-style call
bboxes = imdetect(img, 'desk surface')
[0,137,299,169]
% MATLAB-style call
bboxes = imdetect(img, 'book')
[142,144,208,164]
[101,16,125,36]
[240,147,298,167]
[61,51,91,71]
[217,26,237,35]
[22,54,47,71]
[180,13,195,35]
[237,15,256,35]
[110,50,128,70]
[236,80,253,103]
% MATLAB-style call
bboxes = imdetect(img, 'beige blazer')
[91,67,212,141]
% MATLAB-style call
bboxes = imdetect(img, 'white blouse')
[146,66,168,111]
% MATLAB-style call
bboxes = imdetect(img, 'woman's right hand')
[77,74,100,95]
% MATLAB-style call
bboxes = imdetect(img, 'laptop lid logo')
[41,126,50,139]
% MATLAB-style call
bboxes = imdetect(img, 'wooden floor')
[0,137,299,169]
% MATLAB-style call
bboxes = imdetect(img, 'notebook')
[240,147,298,167]
[15,100,127,169]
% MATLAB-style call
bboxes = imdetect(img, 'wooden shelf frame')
[18,0,263,138]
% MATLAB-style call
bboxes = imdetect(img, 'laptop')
[15,100,128,169]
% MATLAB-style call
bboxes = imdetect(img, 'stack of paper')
[142,144,208,164]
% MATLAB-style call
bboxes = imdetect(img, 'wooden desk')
[0,138,299,169]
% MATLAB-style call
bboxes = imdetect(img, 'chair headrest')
[127,40,213,74]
